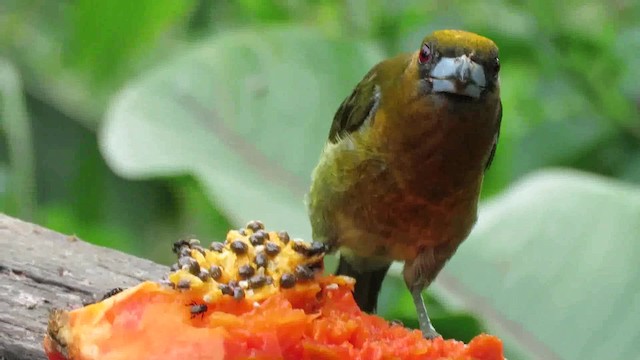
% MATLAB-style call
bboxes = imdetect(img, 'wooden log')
[0,214,168,360]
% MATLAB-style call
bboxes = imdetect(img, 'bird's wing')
[484,100,502,171]
[328,69,382,144]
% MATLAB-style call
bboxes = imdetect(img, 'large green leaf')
[0,0,195,129]
[430,169,640,359]
[100,26,383,238]
[0,58,35,220]
[67,0,195,84]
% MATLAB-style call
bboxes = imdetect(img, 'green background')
[1,1,639,359]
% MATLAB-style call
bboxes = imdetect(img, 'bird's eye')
[493,58,500,74]
[418,43,431,64]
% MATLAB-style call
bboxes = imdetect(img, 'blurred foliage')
[441,170,640,359]
[2,0,640,358]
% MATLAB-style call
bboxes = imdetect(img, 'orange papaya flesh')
[44,220,504,360]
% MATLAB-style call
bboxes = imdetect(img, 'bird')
[307,29,502,339]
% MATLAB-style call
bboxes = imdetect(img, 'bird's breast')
[330,96,499,260]
[375,94,500,199]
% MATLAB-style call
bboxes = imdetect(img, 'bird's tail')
[335,255,391,313]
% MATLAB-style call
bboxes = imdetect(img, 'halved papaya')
[44,221,504,360]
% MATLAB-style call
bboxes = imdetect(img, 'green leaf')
[428,169,640,359]
[616,26,640,100]
[512,115,615,176]
[66,0,195,84]
[0,58,36,220]
[100,26,384,238]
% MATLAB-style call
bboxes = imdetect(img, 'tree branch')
[0,214,167,360]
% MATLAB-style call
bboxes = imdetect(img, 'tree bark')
[0,214,168,360]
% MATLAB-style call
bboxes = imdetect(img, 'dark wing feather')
[484,100,502,171]
[328,69,381,144]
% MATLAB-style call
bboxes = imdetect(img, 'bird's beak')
[429,55,486,99]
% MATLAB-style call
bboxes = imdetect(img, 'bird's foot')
[411,287,442,340]
[422,328,441,340]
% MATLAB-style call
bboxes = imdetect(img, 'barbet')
[307,29,502,338]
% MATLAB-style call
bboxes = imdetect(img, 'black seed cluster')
[177,279,192,290]
[173,238,201,254]
[172,240,189,254]
[197,269,210,282]
[292,241,326,257]
[277,231,290,244]
[248,274,272,289]
[307,242,327,256]
[279,273,296,288]
[265,242,280,256]
[249,230,269,245]
[255,252,268,268]
[295,265,315,281]
[209,265,222,280]
[179,247,191,257]
[233,288,245,300]
[230,240,248,255]
[168,220,330,302]
[308,260,323,271]
[238,264,255,279]
[210,242,225,252]
[246,220,264,232]
[179,256,200,275]
[219,284,233,296]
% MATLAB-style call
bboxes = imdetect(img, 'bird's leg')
[411,286,440,339]
[403,251,442,339]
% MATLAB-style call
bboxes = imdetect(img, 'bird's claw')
[422,328,441,340]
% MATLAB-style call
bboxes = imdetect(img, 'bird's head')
[416,30,500,100]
